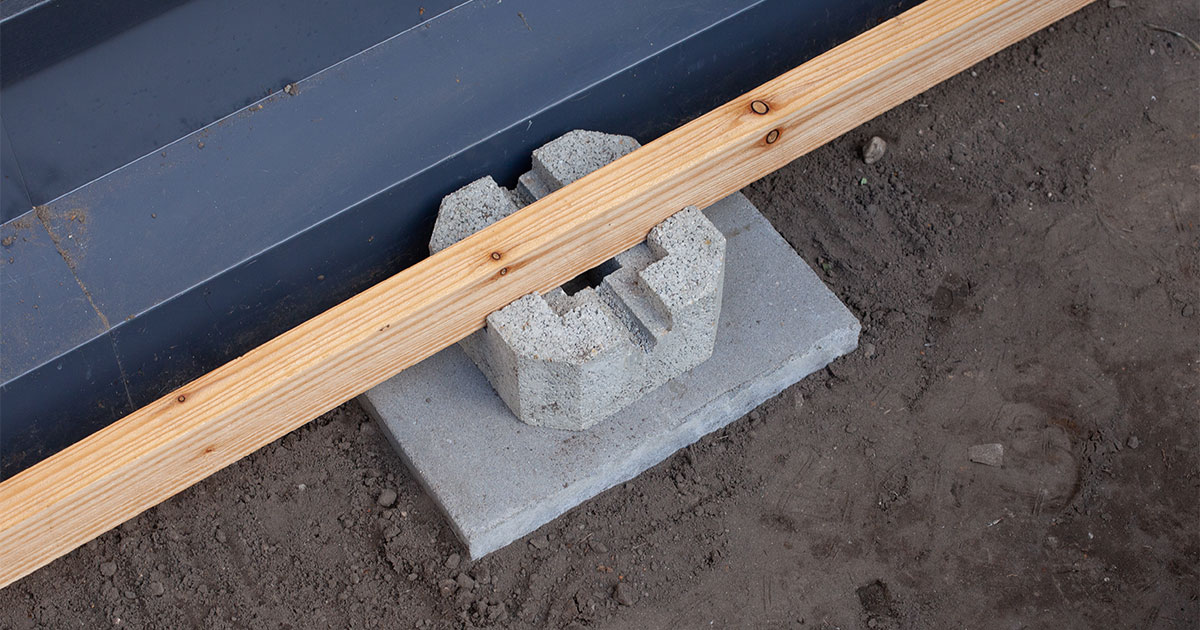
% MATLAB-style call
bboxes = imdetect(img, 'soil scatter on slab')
[2,1,1197,628]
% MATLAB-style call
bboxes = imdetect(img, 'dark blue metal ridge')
[1,0,919,478]
[284,0,771,258]
[138,0,765,310]
[1,0,63,21]
[0,0,464,219]
[5,0,476,215]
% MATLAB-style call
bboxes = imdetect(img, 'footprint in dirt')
[930,272,973,322]
[998,421,1079,513]
[856,579,900,629]
[988,402,1081,513]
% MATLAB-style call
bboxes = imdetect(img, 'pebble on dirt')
[444,553,461,570]
[529,535,550,550]
[968,443,1004,467]
[377,488,398,508]
[471,566,490,584]
[455,572,475,590]
[862,136,888,165]
[613,582,636,606]
[99,561,117,577]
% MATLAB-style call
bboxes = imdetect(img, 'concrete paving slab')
[360,192,860,559]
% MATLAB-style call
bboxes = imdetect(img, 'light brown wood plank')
[0,0,1093,587]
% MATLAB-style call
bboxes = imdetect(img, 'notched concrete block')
[517,130,639,203]
[432,130,726,430]
[429,176,520,255]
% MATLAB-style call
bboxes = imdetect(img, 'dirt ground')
[2,1,1197,628]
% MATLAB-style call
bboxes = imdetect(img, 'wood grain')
[0,0,1092,587]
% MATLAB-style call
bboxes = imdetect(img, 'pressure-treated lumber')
[0,0,1092,587]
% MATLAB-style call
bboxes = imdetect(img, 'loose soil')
[2,1,1197,628]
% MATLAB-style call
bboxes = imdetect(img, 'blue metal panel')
[0,211,110,377]
[0,123,31,222]
[1,0,462,211]
[1,0,917,477]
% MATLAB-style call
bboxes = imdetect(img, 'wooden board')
[0,0,1093,587]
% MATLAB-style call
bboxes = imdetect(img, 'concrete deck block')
[517,130,638,202]
[433,131,725,431]
[429,176,520,255]
[531,130,640,189]
[361,192,861,559]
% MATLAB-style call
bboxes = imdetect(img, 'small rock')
[214,528,227,544]
[613,582,636,606]
[862,136,888,165]
[456,573,475,590]
[1126,436,1140,449]
[862,343,877,358]
[950,144,970,166]
[438,579,457,597]
[1107,0,1128,7]
[529,535,550,550]
[1182,303,1195,318]
[952,214,964,226]
[591,540,608,554]
[444,553,461,570]
[471,566,491,585]
[100,561,117,577]
[377,488,398,508]
[968,443,1004,467]
[146,581,165,597]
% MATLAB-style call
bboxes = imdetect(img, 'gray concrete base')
[360,192,860,559]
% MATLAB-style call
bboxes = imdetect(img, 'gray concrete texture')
[431,130,726,431]
[360,191,861,559]
[517,129,639,202]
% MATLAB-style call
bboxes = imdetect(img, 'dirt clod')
[613,582,636,606]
